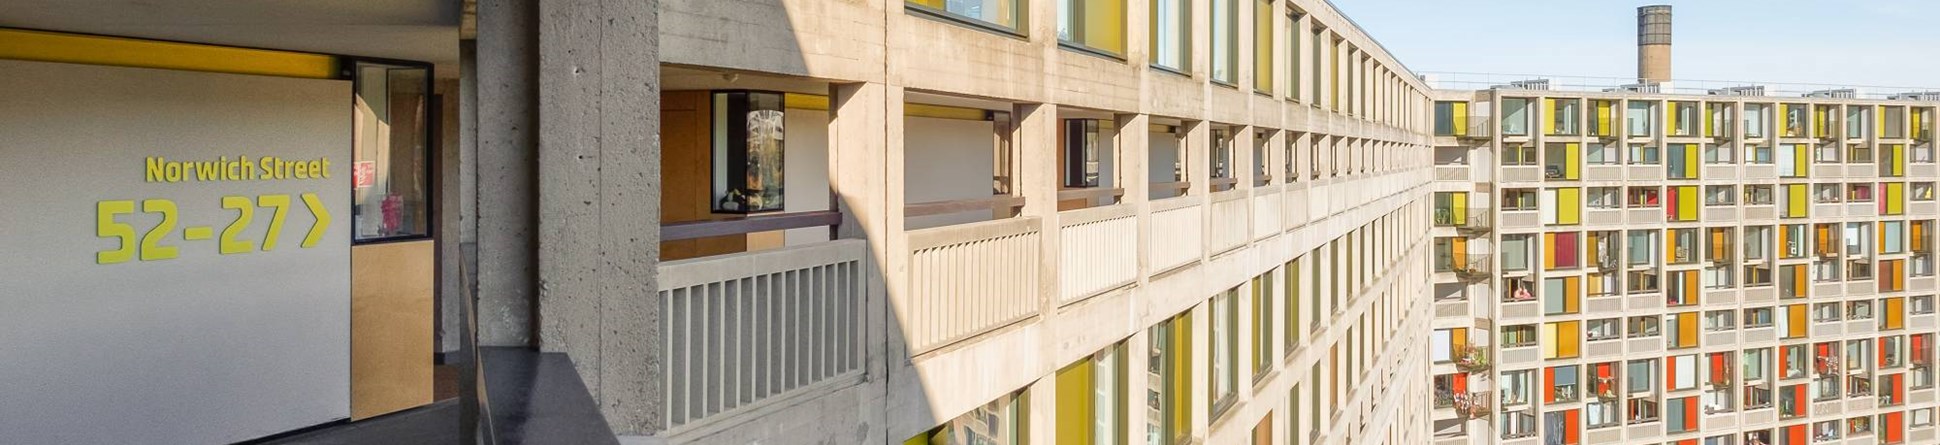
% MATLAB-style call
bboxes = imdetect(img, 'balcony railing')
[1149,198,1204,273]
[657,239,868,431]
[1208,189,1250,253]
[1455,214,1491,235]
[1453,254,1494,281]
[903,217,1043,354]
[1455,346,1491,374]
[1058,205,1137,303]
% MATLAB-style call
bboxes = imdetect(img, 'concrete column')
[1266,129,1286,185]
[535,0,660,433]
[1120,113,1152,282]
[440,44,477,355]
[829,81,900,445]
[1016,103,1061,313]
[1185,121,1212,263]
[474,0,538,348]
[1237,126,1258,189]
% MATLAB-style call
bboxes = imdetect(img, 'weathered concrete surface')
[536,0,662,434]
[474,0,538,348]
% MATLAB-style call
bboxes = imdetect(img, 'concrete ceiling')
[0,0,462,77]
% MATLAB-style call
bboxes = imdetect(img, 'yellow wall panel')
[1056,359,1095,444]
[1558,188,1581,225]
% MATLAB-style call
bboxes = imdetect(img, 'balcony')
[1455,214,1492,236]
[1454,346,1491,374]
[1057,205,1137,304]
[656,240,869,431]
[1453,254,1494,281]
[903,217,1044,354]
[1148,197,1203,274]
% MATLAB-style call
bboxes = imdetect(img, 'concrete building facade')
[464,0,1442,443]
[1428,83,1940,445]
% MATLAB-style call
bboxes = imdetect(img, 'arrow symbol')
[300,193,330,248]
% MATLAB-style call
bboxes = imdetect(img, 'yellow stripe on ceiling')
[0,28,338,79]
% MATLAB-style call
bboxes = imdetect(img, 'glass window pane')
[352,62,432,242]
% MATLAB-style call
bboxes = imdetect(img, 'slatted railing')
[1149,197,1204,273]
[1058,205,1138,303]
[1252,187,1283,240]
[657,240,867,432]
[1208,189,1251,254]
[903,217,1043,354]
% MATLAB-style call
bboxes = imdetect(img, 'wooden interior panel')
[351,240,435,419]
[661,90,747,260]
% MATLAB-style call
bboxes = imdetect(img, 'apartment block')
[639,0,1434,443]
[1429,86,1940,445]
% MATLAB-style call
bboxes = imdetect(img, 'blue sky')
[1331,0,1940,88]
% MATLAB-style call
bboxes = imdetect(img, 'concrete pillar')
[474,0,538,348]
[828,81,900,445]
[1016,103,1061,312]
[535,0,660,433]
[1120,113,1152,282]
[439,44,477,355]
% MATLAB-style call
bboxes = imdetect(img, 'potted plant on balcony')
[1455,346,1491,374]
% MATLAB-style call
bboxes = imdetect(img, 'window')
[1671,101,1698,136]
[912,390,1029,444]
[1548,365,1581,403]
[1848,183,1874,202]
[1250,0,1271,93]
[1283,11,1300,98]
[1744,307,1774,328]
[1627,186,1661,208]
[1706,185,1736,206]
[1502,188,1537,211]
[1915,182,1935,201]
[1064,119,1104,187]
[352,61,433,241]
[1628,144,1660,165]
[1626,101,1654,136]
[1703,143,1734,164]
[1744,103,1768,138]
[1251,272,1273,379]
[1503,325,1537,348]
[1210,288,1238,417]
[1501,370,1531,405]
[1706,310,1737,331]
[1433,101,1464,136]
[908,0,1025,32]
[1628,360,1659,396]
[1848,300,1874,320]
[1586,142,1618,165]
[1587,187,1620,209]
[1548,98,1579,136]
[1744,185,1774,205]
[1059,0,1127,56]
[1501,143,1537,166]
[1147,312,1190,445]
[1501,235,1531,272]
[1747,144,1773,164]
[1502,98,1530,136]
[1671,354,1699,390]
[1744,348,1770,381]
[1210,0,1237,84]
[1149,0,1189,71]
[1817,144,1841,163]
[1628,316,1661,338]
[1056,343,1126,445]
[1587,318,1620,341]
